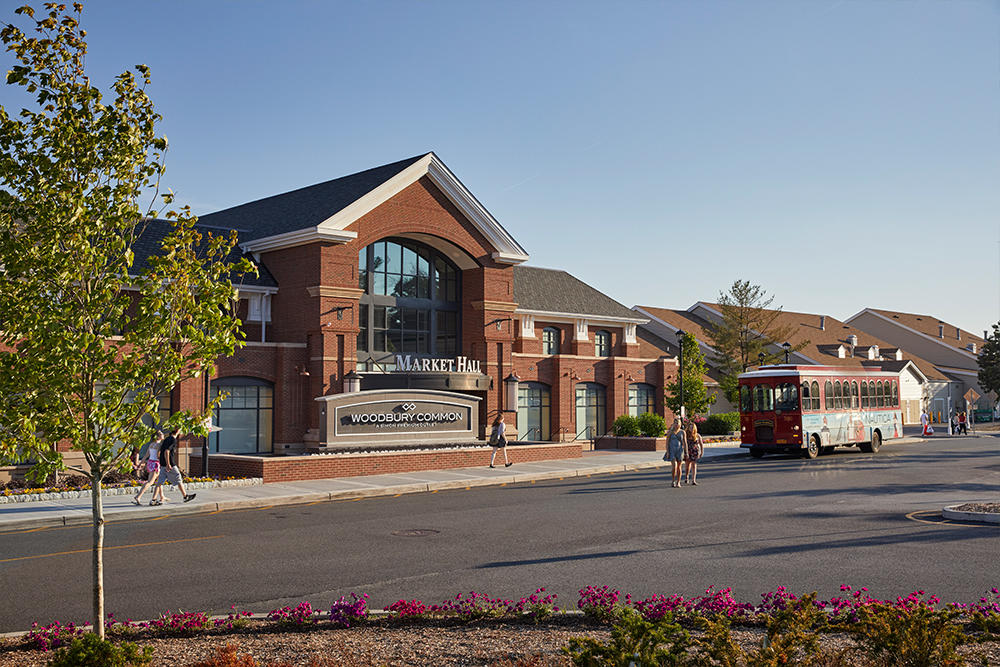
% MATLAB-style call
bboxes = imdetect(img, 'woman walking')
[683,422,704,485]
[488,414,512,468]
[666,420,686,488]
[133,430,165,506]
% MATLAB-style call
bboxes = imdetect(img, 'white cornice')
[515,308,647,326]
[240,153,529,264]
[847,309,978,362]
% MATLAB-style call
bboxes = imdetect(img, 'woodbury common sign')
[316,389,482,448]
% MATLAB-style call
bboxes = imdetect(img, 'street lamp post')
[676,329,685,420]
[758,352,766,367]
[782,342,791,364]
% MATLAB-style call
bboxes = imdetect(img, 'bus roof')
[738,364,901,380]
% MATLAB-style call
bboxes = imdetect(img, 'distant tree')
[0,4,253,638]
[977,323,1000,400]
[664,331,716,417]
[705,280,807,403]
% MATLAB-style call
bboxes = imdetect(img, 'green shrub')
[637,413,667,438]
[612,415,641,437]
[855,601,965,667]
[700,413,739,436]
[46,633,153,667]
[562,607,694,665]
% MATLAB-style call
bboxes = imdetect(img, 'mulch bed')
[953,503,1000,513]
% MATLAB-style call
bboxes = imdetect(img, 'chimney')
[938,324,944,338]
[956,327,961,340]
[819,316,825,331]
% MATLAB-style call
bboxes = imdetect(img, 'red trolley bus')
[738,365,903,459]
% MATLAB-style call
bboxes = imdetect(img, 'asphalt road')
[1,435,998,632]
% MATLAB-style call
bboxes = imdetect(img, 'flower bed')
[0,477,261,504]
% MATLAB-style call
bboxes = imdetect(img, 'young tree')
[664,331,716,417]
[0,4,253,638]
[704,280,807,403]
[977,323,1000,400]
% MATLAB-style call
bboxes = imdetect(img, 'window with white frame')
[594,330,612,357]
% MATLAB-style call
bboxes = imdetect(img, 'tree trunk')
[91,475,105,639]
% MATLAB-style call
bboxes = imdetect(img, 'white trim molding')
[240,153,530,264]
[845,308,979,362]
[519,314,536,339]
[574,319,589,341]
[516,308,647,326]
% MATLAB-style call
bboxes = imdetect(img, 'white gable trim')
[241,153,530,263]
[846,308,979,362]
[515,308,647,326]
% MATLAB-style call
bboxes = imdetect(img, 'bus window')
[810,381,820,410]
[824,381,833,410]
[891,381,898,408]
[776,383,798,411]
[851,381,859,409]
[800,382,810,411]
[834,381,842,409]
[753,384,773,411]
[740,385,752,412]
[876,381,884,407]
[860,381,868,408]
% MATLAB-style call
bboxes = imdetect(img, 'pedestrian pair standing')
[666,420,686,487]
[133,430,165,505]
[142,427,196,506]
[683,422,704,485]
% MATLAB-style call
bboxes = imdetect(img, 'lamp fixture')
[781,341,791,364]
[486,317,514,331]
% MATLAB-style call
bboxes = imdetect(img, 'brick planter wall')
[593,436,667,451]
[190,442,582,484]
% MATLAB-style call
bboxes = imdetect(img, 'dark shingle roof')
[134,219,277,288]
[513,266,642,321]
[194,154,427,241]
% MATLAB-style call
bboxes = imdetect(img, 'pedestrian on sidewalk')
[666,420,686,488]
[488,414,512,468]
[683,422,704,485]
[920,408,933,437]
[134,430,165,506]
[151,427,196,505]
[958,411,968,435]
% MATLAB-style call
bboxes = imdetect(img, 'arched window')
[575,383,606,440]
[891,381,898,407]
[861,381,869,408]
[800,382,811,411]
[357,238,460,370]
[210,377,273,454]
[542,327,560,355]
[850,381,859,409]
[517,382,551,441]
[810,381,820,410]
[594,330,612,357]
[834,381,843,409]
[628,383,656,417]
[876,381,884,407]
[824,381,834,409]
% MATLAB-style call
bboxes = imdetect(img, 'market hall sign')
[316,389,482,447]
[394,355,482,373]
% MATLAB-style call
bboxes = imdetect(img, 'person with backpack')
[150,427,196,506]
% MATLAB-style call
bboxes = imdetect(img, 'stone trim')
[470,300,518,313]
[306,285,364,299]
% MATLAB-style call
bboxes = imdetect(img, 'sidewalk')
[0,445,746,531]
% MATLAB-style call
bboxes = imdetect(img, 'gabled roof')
[632,306,718,356]
[638,303,948,382]
[196,152,529,264]
[847,308,985,356]
[513,266,645,323]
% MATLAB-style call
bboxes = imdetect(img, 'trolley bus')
[738,365,903,459]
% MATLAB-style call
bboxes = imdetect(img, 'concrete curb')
[942,505,1000,524]
[0,478,264,505]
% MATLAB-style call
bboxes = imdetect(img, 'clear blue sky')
[15,1,1000,335]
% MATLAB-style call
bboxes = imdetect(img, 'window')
[542,327,560,355]
[740,385,752,412]
[834,381,843,409]
[861,381,869,408]
[209,377,273,454]
[595,330,612,357]
[752,384,774,412]
[628,383,656,417]
[851,381,859,409]
[356,239,460,370]
[891,381,898,408]
[876,381,884,407]
[775,383,798,411]
[517,382,551,441]
[810,381,820,410]
[824,381,834,410]
[575,383,607,439]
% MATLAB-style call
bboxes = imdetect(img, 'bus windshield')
[775,383,799,411]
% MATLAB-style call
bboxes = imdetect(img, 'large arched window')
[357,238,460,370]
[210,377,273,454]
[628,383,656,416]
[517,382,551,441]
[594,330,612,357]
[575,382,607,440]
[542,327,560,355]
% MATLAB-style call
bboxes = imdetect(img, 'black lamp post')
[758,352,765,367]
[782,341,791,364]
[676,329,686,420]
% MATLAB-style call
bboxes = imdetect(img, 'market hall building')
[165,153,677,478]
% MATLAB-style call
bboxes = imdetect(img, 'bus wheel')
[803,436,820,459]
[749,448,765,459]
[861,431,882,453]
